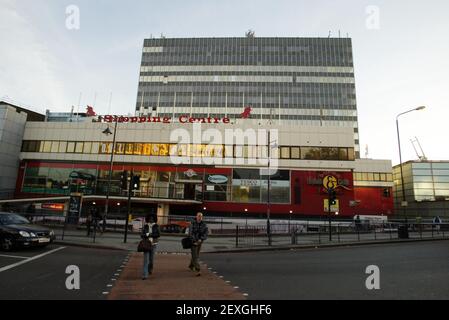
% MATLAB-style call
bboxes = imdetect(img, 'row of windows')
[354,172,393,182]
[21,141,355,161]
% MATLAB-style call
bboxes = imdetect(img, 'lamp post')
[102,120,118,233]
[396,106,426,225]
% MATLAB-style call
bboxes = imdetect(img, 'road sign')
[324,199,339,212]
[323,175,338,191]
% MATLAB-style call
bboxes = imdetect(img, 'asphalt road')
[0,245,129,300]
[202,240,449,300]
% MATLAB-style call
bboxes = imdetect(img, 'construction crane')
[411,137,427,161]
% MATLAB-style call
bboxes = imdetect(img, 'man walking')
[188,212,208,276]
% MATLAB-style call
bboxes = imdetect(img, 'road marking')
[0,247,66,273]
[107,284,113,287]
[102,292,109,295]
[0,254,28,259]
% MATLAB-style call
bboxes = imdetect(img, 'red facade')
[14,161,394,217]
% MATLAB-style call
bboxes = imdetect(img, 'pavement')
[53,228,449,253]
[108,252,246,300]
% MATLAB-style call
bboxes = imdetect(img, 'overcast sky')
[1,0,448,165]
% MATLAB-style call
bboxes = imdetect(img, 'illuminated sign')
[208,175,229,184]
[42,203,65,211]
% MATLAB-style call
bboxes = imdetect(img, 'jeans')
[189,243,202,272]
[142,245,157,279]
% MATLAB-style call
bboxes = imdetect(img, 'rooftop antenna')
[411,137,428,161]
[365,144,369,158]
[328,31,331,38]
[338,30,341,38]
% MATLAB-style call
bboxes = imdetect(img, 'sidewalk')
[107,252,246,300]
[54,229,449,253]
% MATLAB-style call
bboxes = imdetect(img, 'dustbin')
[398,225,409,239]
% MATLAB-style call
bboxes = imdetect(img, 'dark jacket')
[189,220,208,242]
[141,223,161,243]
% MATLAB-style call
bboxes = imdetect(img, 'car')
[0,212,56,251]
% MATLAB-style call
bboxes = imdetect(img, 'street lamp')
[265,130,278,246]
[396,106,426,226]
[102,120,118,233]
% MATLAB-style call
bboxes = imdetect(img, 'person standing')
[141,214,160,280]
[188,212,208,276]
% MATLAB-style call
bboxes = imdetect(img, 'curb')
[54,240,131,252]
[204,237,449,254]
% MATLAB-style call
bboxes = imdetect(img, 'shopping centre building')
[0,37,394,221]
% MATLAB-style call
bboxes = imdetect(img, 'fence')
[234,222,449,248]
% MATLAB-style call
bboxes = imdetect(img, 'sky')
[1,0,448,165]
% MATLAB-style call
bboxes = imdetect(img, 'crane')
[410,137,427,161]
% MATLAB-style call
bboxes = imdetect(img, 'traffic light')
[131,175,140,190]
[329,189,337,205]
[120,171,128,189]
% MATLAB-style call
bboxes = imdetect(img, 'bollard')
[235,225,239,248]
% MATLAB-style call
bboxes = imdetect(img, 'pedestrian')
[188,212,209,276]
[141,214,160,280]
[433,216,442,234]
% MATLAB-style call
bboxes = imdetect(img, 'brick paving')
[108,252,246,300]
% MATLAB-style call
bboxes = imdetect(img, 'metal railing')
[234,222,449,248]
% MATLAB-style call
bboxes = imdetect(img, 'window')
[89,142,98,154]
[59,141,67,153]
[301,147,320,160]
[339,148,348,160]
[159,144,169,156]
[42,141,52,153]
[347,148,355,161]
[115,143,125,154]
[134,143,143,155]
[75,142,84,153]
[83,142,92,154]
[142,144,152,156]
[50,141,59,153]
[125,143,134,155]
[151,144,160,156]
[291,147,300,159]
[67,142,76,153]
[99,142,111,154]
[280,147,290,159]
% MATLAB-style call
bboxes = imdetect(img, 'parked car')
[0,212,56,251]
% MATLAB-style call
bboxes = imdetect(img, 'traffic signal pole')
[328,189,332,242]
[124,171,133,243]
